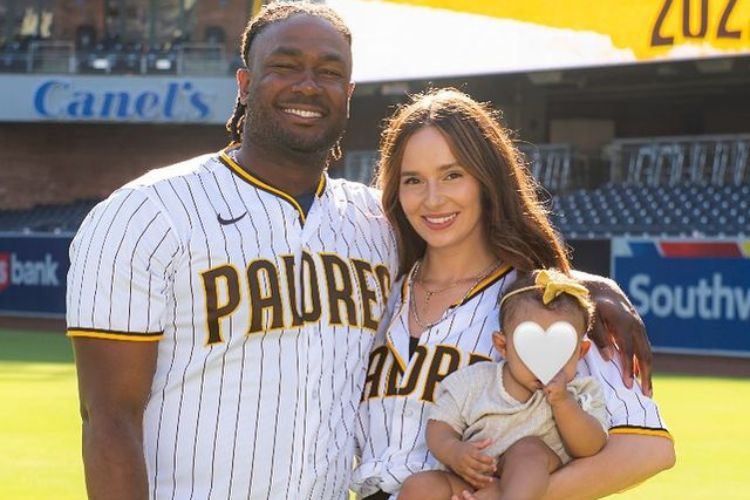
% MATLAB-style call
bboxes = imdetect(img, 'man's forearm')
[82,420,149,500]
[543,434,675,500]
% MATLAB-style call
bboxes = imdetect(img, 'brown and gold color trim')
[67,328,163,342]
[456,264,513,307]
[400,264,514,307]
[609,425,673,440]
[218,145,326,224]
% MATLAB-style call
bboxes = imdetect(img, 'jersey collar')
[218,144,327,224]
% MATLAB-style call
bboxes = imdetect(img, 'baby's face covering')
[496,303,588,391]
[511,320,579,385]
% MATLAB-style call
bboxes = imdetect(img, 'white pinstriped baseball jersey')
[352,266,671,497]
[67,145,398,500]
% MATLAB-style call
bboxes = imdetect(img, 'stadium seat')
[0,200,99,233]
[552,183,750,239]
[0,40,29,72]
[145,43,177,74]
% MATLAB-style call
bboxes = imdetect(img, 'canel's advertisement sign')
[0,75,236,124]
[0,234,71,318]
[612,238,750,356]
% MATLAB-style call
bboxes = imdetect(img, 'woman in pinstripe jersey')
[353,89,675,500]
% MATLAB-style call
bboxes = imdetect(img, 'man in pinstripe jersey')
[67,3,399,499]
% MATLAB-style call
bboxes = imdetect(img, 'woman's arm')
[453,434,674,500]
[542,433,675,500]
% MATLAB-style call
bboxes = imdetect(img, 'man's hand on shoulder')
[571,270,653,396]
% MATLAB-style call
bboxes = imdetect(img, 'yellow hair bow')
[499,269,590,309]
[535,270,590,309]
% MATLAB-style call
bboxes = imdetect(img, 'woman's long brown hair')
[376,88,570,278]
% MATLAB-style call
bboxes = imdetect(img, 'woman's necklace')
[416,276,463,306]
[409,259,500,330]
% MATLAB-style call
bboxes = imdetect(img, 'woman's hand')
[572,270,653,396]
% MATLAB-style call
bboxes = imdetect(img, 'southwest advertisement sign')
[612,238,750,356]
[327,0,750,82]
[0,75,236,124]
[0,234,72,317]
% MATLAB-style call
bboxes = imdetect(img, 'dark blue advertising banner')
[612,238,750,357]
[0,234,72,318]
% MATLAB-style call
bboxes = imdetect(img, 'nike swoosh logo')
[217,212,247,225]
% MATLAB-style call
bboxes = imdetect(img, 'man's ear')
[492,331,507,357]
[579,338,592,358]
[237,68,251,105]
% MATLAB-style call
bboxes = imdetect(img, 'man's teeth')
[285,108,323,118]
[425,214,456,224]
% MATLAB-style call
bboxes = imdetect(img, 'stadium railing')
[608,134,750,187]
[339,143,585,194]
[518,143,585,193]
[1,40,229,76]
[29,40,75,73]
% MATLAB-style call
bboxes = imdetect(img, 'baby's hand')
[543,371,574,407]
[446,438,497,490]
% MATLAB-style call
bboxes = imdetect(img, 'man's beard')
[244,92,347,157]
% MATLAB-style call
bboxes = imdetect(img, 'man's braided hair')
[225,1,352,144]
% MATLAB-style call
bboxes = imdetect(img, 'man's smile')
[282,107,324,119]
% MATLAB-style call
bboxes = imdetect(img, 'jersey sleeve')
[66,187,181,341]
[578,346,672,440]
[570,376,609,433]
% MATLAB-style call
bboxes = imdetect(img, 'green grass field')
[1,329,749,499]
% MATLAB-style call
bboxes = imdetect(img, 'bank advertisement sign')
[0,234,71,317]
[612,238,750,356]
[0,75,236,124]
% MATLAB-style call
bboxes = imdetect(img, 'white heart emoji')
[512,321,578,385]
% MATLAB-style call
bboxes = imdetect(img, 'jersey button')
[404,409,414,417]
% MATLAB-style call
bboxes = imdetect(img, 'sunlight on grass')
[616,375,750,499]
[2,329,749,499]
[0,354,85,499]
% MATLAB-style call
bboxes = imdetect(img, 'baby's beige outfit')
[430,361,608,464]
